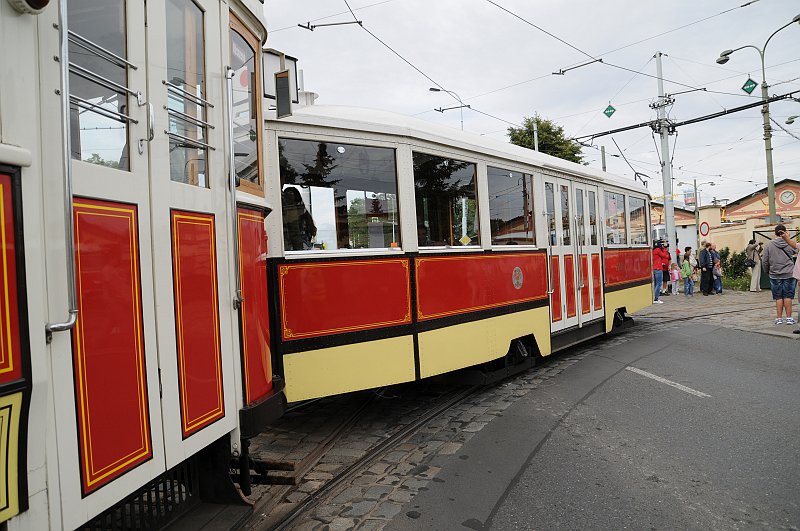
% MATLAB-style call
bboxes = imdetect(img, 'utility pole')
[600,145,607,171]
[652,52,677,256]
[533,114,539,151]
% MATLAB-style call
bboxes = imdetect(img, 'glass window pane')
[605,191,627,245]
[488,167,534,245]
[560,184,571,246]
[629,197,648,245]
[545,182,556,246]
[279,139,400,251]
[413,153,479,247]
[575,188,585,246]
[68,0,129,170]
[167,0,207,187]
[230,29,260,188]
[588,190,598,245]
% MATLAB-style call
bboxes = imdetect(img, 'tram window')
[230,18,263,195]
[545,182,556,246]
[629,196,648,245]
[560,185,571,246]
[605,191,627,245]
[167,0,207,187]
[278,139,400,251]
[413,153,479,247]
[68,0,129,171]
[575,188,585,246]
[488,167,534,245]
[588,190,598,245]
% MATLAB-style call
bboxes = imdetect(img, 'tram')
[0,0,652,528]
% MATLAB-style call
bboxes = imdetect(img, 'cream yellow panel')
[419,307,551,378]
[0,392,22,524]
[604,283,653,332]
[283,336,416,402]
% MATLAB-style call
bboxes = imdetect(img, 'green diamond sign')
[741,78,757,94]
[603,104,616,118]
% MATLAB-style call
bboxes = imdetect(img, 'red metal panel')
[416,253,548,321]
[580,254,590,315]
[550,256,562,323]
[592,253,602,310]
[564,254,576,318]
[171,211,224,438]
[72,199,152,495]
[280,259,411,340]
[0,174,22,385]
[237,208,273,405]
[604,249,652,287]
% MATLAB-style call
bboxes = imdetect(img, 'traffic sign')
[741,78,757,95]
[603,104,616,118]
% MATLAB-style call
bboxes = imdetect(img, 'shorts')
[769,277,797,300]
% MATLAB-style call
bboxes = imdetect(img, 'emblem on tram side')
[512,266,524,289]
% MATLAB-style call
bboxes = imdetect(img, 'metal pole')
[533,118,539,151]
[694,179,700,254]
[600,145,606,171]
[655,52,677,257]
[759,52,777,223]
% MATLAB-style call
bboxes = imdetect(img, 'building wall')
[723,181,800,222]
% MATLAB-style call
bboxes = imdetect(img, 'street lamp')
[677,179,715,253]
[429,87,469,131]
[716,13,800,224]
[787,115,798,125]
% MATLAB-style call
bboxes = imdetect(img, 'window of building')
[629,196,648,245]
[487,167,534,245]
[605,191,627,245]
[167,0,208,186]
[278,139,400,251]
[230,16,263,195]
[413,152,479,247]
[68,0,130,170]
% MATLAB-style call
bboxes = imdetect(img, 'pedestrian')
[712,258,723,294]
[777,230,800,333]
[681,247,695,297]
[662,242,672,295]
[652,240,670,304]
[669,262,681,295]
[710,243,722,294]
[699,242,714,295]
[761,224,798,325]
[745,239,763,292]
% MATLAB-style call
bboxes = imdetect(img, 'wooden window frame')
[229,13,264,196]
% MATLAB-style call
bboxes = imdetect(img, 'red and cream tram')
[0,0,651,528]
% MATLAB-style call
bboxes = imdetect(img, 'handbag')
[744,258,756,268]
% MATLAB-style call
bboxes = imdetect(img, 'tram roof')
[270,104,651,196]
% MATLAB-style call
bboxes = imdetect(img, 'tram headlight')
[7,0,50,15]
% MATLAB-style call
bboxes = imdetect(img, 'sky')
[262,0,800,208]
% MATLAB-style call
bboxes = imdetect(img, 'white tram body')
[0,0,653,528]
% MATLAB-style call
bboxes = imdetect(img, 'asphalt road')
[386,322,800,530]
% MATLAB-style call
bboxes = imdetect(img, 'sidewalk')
[634,288,800,340]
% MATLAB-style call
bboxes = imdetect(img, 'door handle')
[138,102,154,154]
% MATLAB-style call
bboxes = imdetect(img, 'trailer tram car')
[265,105,653,404]
[0,0,652,527]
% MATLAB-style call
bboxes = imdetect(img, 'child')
[669,262,681,296]
[681,254,694,297]
[712,259,723,294]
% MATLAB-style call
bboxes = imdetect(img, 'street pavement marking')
[625,367,712,398]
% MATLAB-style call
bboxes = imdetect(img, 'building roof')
[724,178,800,209]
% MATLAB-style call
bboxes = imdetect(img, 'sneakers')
[653,300,664,304]
[775,318,784,325]
[786,317,796,325]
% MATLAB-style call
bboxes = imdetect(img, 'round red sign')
[699,221,710,237]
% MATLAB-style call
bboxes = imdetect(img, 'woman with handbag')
[745,239,763,292]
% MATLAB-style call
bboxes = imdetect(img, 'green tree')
[85,153,120,169]
[508,116,584,164]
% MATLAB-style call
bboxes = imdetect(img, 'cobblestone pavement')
[246,289,797,530]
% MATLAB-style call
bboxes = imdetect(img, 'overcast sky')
[263,0,800,208]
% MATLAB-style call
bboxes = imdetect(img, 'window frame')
[627,194,649,247]
[486,165,536,249]
[229,13,264,197]
[603,188,628,247]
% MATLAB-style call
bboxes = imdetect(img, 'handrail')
[69,62,138,97]
[164,80,214,108]
[164,131,215,151]
[166,107,215,129]
[68,30,137,70]
[226,68,244,309]
[545,209,554,296]
[70,95,138,123]
[47,0,79,342]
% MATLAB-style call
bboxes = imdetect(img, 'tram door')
[48,1,236,526]
[574,185,604,322]
[544,178,579,332]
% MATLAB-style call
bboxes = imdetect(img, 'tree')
[508,116,584,164]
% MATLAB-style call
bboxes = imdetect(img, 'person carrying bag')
[745,239,762,292]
